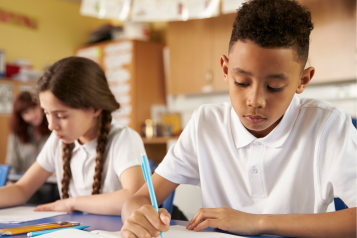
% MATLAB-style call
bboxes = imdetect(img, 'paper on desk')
[39,225,246,238]
[0,206,66,223]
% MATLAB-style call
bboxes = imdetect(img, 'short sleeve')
[318,109,357,208]
[110,127,145,179]
[36,132,58,173]
[155,109,200,185]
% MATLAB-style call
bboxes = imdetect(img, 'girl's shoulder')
[107,124,143,145]
[105,124,145,164]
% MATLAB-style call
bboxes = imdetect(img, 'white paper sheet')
[80,0,130,20]
[132,0,185,22]
[186,0,220,19]
[40,225,246,238]
[222,0,248,14]
[39,229,101,238]
[104,42,133,55]
[0,83,13,114]
[0,206,67,223]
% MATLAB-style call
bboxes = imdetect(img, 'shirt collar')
[230,95,301,148]
[72,136,98,154]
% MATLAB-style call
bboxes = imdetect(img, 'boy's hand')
[34,199,74,212]
[186,206,261,236]
[121,204,171,238]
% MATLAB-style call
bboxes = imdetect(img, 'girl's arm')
[0,162,51,207]
[35,165,146,215]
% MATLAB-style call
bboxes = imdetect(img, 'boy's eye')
[56,115,67,119]
[234,81,249,87]
[267,86,284,92]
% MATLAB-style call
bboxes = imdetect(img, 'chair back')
[334,198,348,211]
[0,165,11,187]
[161,190,176,215]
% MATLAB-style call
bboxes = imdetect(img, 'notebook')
[0,206,66,223]
[38,225,246,237]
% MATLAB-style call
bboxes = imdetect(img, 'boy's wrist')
[257,214,270,235]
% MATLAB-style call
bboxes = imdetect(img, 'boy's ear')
[220,55,229,84]
[296,67,315,94]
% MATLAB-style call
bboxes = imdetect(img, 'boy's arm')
[188,206,356,238]
[120,173,178,238]
[122,173,179,221]
[259,207,356,238]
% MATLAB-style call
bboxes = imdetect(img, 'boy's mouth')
[243,115,266,124]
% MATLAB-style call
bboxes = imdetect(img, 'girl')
[6,91,50,173]
[0,57,146,215]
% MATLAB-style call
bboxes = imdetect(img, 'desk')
[8,173,57,184]
[0,212,289,238]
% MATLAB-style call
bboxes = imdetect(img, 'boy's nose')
[247,88,266,108]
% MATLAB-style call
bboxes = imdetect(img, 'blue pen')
[27,225,90,237]
[141,154,164,238]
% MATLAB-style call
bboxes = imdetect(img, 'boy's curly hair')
[229,0,314,65]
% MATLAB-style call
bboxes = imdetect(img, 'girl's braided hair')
[37,57,120,198]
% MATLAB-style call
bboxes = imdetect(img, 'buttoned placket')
[248,141,266,198]
[78,147,88,184]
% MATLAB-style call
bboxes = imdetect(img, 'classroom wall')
[0,0,111,164]
[0,0,111,70]
[167,82,357,128]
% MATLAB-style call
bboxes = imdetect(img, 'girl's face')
[21,105,43,127]
[39,90,102,144]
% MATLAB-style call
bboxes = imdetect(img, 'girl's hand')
[121,204,171,238]
[186,206,262,236]
[34,198,74,212]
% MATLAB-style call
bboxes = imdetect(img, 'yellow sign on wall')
[0,8,38,30]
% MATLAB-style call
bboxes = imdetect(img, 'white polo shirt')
[37,124,145,198]
[156,95,357,214]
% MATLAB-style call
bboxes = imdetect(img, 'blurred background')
[0,0,355,219]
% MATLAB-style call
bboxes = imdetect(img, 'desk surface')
[0,213,288,238]
[8,173,57,184]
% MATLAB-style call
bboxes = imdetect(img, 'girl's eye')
[234,81,249,87]
[57,115,66,119]
[267,86,284,92]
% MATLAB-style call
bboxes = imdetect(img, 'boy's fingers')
[141,205,170,232]
[187,209,201,229]
[122,222,153,238]
[187,208,220,230]
[194,219,219,231]
[159,208,171,225]
[120,230,137,238]
[129,211,161,237]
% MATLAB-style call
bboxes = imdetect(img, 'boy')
[121,0,356,237]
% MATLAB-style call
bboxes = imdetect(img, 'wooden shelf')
[142,136,179,144]
[0,78,37,85]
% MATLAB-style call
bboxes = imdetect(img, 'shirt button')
[251,166,258,174]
